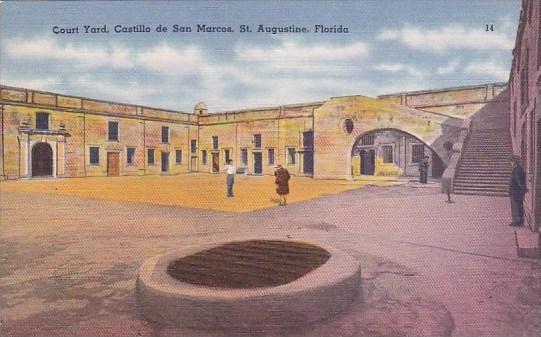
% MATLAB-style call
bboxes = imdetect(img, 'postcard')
[0,1,539,336]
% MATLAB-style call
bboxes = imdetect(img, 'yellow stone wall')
[0,86,196,179]
[1,82,504,180]
[378,83,507,118]
[198,104,317,175]
[313,95,460,179]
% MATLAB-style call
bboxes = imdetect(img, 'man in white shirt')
[223,159,236,197]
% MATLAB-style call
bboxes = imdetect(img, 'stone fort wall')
[1,82,506,180]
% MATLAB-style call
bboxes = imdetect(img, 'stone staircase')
[453,94,512,196]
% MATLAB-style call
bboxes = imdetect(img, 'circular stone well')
[136,239,361,329]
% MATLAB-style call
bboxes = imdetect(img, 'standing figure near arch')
[509,156,527,226]
[419,156,430,184]
[274,164,290,206]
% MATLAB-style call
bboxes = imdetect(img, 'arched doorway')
[32,143,53,177]
[351,129,445,179]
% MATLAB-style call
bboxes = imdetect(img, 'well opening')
[166,240,331,288]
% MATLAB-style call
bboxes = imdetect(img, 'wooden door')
[212,153,220,173]
[107,152,120,176]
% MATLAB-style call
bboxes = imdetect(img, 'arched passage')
[32,143,53,177]
[351,128,445,179]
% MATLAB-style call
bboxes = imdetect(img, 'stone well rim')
[137,239,360,300]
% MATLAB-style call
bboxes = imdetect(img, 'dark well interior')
[166,240,331,289]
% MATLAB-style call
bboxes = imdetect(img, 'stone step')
[459,160,511,164]
[468,141,511,144]
[455,172,510,176]
[469,136,511,139]
[466,144,510,146]
[460,163,510,167]
[456,170,511,179]
[454,183,509,192]
[467,143,511,146]
[467,142,511,145]
[459,163,509,168]
[463,149,512,157]
[458,163,511,168]
[464,147,511,151]
[454,180,508,187]
[462,153,512,157]
[457,171,511,176]
[455,180,509,184]
[454,181,509,187]
[461,157,511,161]
[453,189,509,196]
[455,174,510,179]
[467,149,511,151]
[453,189,509,197]
[462,152,511,155]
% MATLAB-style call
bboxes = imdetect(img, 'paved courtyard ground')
[0,177,540,336]
[0,173,402,212]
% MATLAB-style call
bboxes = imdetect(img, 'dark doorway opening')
[431,155,445,178]
[31,143,53,177]
[212,153,220,173]
[253,152,262,174]
[303,151,314,174]
[161,152,169,173]
[360,149,375,175]
[302,131,314,175]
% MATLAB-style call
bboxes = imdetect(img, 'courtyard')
[0,173,402,212]
[0,176,540,336]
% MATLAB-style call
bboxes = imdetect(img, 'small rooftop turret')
[194,102,208,115]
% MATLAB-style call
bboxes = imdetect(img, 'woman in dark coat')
[274,164,290,206]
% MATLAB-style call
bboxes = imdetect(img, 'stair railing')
[441,118,472,195]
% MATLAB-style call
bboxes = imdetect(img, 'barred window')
[175,150,182,164]
[287,148,296,165]
[36,112,49,130]
[191,140,197,154]
[127,147,136,165]
[161,127,169,143]
[521,48,529,111]
[241,149,248,166]
[360,134,375,145]
[411,144,424,163]
[381,145,393,163]
[268,148,275,165]
[89,147,99,165]
[147,149,155,165]
[202,150,207,165]
[253,134,262,148]
[108,121,119,141]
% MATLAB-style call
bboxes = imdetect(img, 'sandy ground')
[0,179,539,336]
[0,173,402,213]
